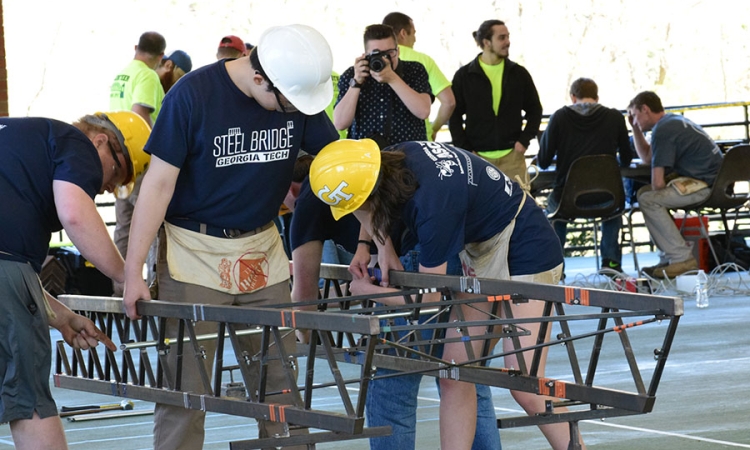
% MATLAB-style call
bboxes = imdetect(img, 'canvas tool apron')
[459,192,527,279]
[163,222,288,294]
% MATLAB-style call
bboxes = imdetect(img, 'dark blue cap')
[164,50,192,73]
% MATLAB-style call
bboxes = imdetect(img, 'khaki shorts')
[458,202,563,284]
[479,150,530,190]
[460,219,515,280]
[0,259,59,423]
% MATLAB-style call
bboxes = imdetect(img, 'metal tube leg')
[567,421,582,450]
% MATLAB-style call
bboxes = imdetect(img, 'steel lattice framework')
[55,264,682,449]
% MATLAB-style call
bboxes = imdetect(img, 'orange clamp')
[538,377,567,398]
[564,287,590,306]
[280,310,297,328]
[268,404,287,422]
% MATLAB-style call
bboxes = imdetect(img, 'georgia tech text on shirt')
[213,122,294,167]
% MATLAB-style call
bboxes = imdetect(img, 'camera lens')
[367,52,386,73]
[370,58,385,72]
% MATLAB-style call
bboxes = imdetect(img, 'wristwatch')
[349,78,363,89]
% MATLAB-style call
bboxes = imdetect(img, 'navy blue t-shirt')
[394,141,562,275]
[0,118,101,272]
[290,178,360,253]
[146,60,339,230]
[290,178,411,255]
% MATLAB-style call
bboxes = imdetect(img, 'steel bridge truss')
[55,264,682,449]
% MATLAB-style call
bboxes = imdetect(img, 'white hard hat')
[258,24,334,115]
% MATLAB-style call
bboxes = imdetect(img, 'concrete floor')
[2,252,750,449]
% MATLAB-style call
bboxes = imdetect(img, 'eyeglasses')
[254,69,299,114]
[107,141,124,183]
[272,87,299,114]
[370,48,397,58]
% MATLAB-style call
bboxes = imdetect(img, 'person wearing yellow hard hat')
[122,24,339,450]
[79,111,152,199]
[285,148,501,450]
[0,111,149,449]
[310,139,581,450]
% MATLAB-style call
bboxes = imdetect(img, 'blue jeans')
[319,239,354,288]
[366,246,501,450]
[548,192,622,264]
[367,368,500,450]
[552,217,622,263]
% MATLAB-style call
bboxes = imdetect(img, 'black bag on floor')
[709,235,750,270]
[40,247,114,296]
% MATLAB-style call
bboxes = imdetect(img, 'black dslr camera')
[366,49,389,72]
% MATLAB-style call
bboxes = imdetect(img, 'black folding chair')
[679,144,750,267]
[547,155,626,271]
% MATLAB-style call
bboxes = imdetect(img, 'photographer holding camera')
[334,24,432,145]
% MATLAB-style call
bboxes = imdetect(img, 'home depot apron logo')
[217,252,270,292]
[164,223,288,294]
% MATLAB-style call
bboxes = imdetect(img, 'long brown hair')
[369,150,418,244]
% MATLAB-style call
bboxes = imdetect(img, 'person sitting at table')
[628,90,723,279]
[538,77,632,273]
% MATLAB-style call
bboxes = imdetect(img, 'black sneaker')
[599,258,623,275]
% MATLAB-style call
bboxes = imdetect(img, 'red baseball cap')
[218,35,246,54]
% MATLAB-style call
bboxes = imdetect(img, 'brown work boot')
[641,262,668,278]
[651,257,699,279]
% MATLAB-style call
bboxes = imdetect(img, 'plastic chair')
[547,155,626,270]
[680,144,750,267]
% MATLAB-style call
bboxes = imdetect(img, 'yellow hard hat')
[309,139,381,220]
[82,111,151,198]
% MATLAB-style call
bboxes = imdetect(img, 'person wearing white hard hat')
[122,24,339,450]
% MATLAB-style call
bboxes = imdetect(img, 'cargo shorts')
[0,259,58,423]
